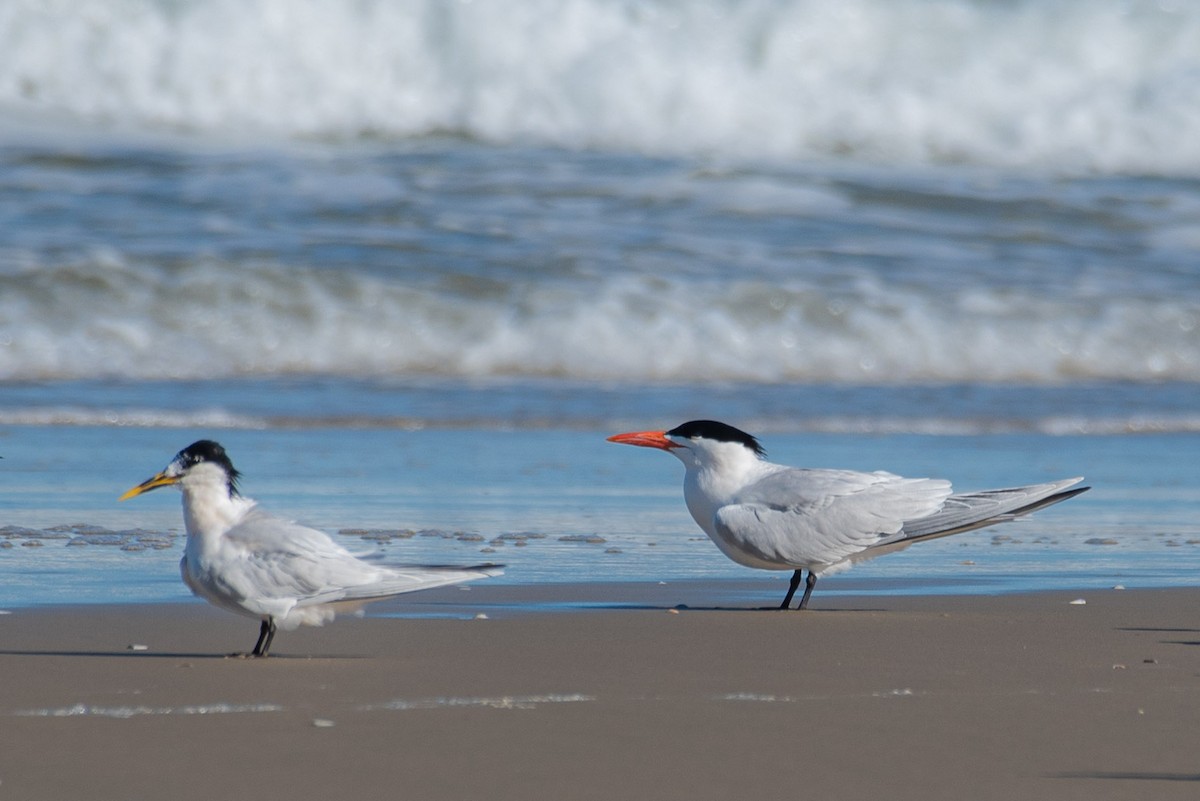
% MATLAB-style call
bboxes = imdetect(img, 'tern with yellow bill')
[121,440,500,657]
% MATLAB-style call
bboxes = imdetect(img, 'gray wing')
[844,477,1090,565]
[897,477,1087,541]
[712,468,953,569]
[222,507,500,607]
[300,563,503,607]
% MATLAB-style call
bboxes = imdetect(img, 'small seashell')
[311,718,335,728]
[667,609,680,615]
[1068,598,1087,605]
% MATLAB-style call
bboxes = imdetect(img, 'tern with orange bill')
[608,420,1087,610]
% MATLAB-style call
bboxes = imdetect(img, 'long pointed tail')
[311,563,504,606]
[900,478,1088,543]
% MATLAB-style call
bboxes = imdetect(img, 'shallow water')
[1,424,1194,609]
[1,1,1197,608]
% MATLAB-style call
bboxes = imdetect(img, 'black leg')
[251,618,277,658]
[797,571,818,610]
[780,570,803,609]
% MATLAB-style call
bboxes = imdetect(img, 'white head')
[608,420,770,537]
[607,419,766,473]
[119,440,242,502]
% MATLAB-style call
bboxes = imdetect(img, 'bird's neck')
[683,452,771,535]
[180,483,255,545]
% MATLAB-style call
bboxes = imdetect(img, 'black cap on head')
[666,420,765,457]
[175,440,241,494]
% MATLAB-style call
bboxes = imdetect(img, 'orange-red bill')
[606,430,677,450]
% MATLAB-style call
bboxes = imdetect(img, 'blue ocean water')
[0,0,1197,608]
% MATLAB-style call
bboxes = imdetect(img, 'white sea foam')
[361,693,594,712]
[1,252,1196,384]
[1,0,1199,173]
[718,689,920,703]
[0,406,266,428]
[14,702,284,719]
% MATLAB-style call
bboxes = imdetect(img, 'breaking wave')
[2,253,1196,384]
[2,0,1200,173]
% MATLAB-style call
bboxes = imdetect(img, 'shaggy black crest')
[175,440,242,495]
[666,420,766,457]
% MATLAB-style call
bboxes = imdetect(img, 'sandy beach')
[1,583,1198,800]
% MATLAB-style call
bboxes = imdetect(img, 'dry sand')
[1,583,1198,800]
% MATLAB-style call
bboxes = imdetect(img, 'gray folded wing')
[896,477,1087,542]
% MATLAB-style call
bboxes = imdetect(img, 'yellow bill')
[119,471,179,501]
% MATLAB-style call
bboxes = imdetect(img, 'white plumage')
[609,420,1087,609]
[121,440,500,656]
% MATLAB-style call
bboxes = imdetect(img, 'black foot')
[250,618,277,658]
[797,572,818,610]
[779,569,804,609]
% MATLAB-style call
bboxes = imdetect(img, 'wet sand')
[1,583,1198,800]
